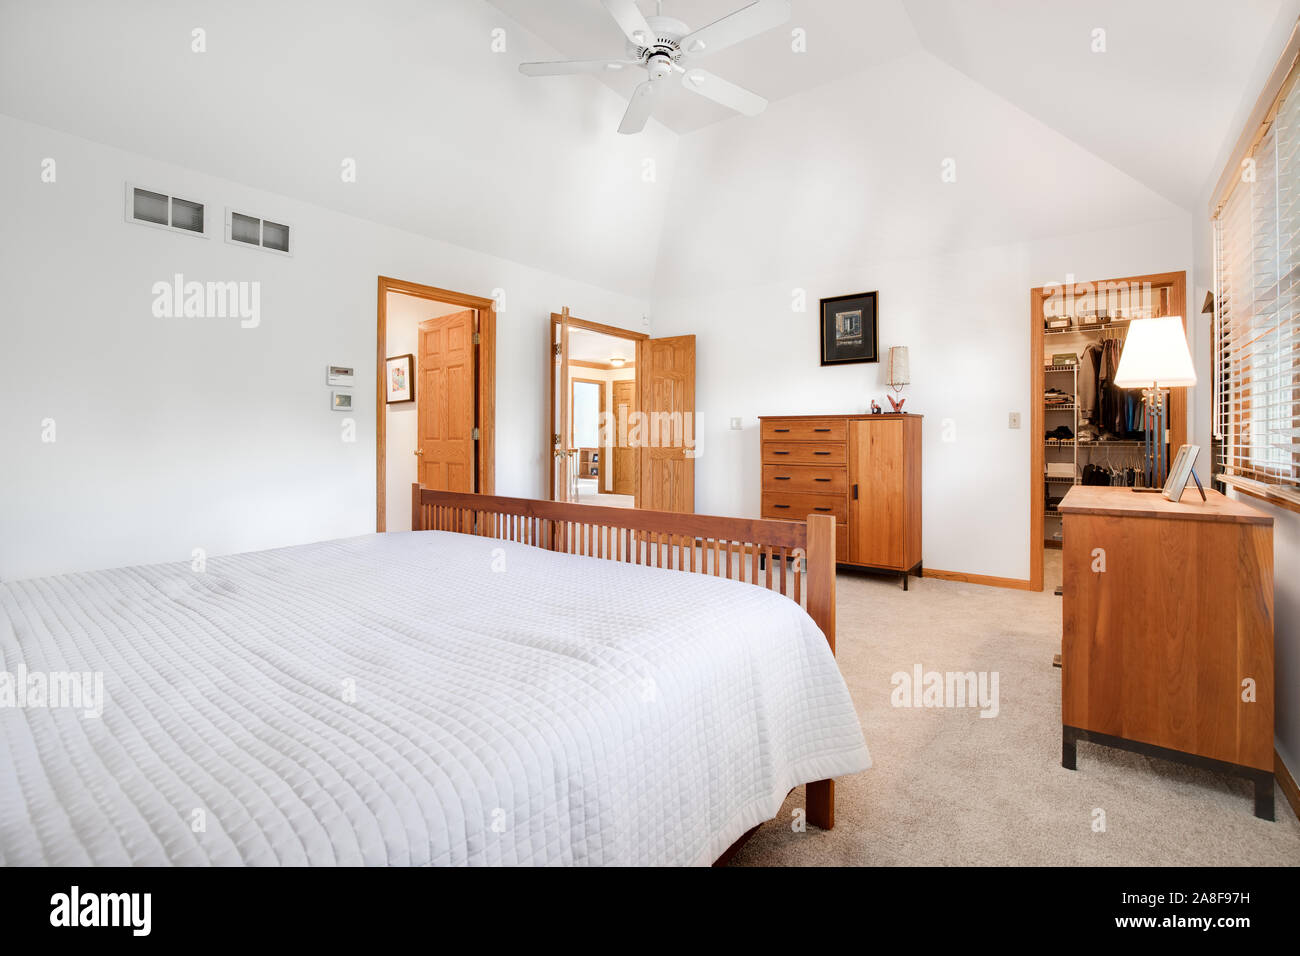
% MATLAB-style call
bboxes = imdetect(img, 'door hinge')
[473,332,481,345]
[472,427,480,441]
[553,343,562,356]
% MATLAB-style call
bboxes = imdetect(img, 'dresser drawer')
[762,442,847,465]
[761,419,848,442]
[762,464,847,494]
[761,491,846,523]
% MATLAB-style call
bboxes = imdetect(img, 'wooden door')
[612,379,637,495]
[417,309,476,492]
[848,419,903,568]
[550,309,573,501]
[637,335,695,512]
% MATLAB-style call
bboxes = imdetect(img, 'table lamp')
[886,345,910,413]
[1113,316,1196,491]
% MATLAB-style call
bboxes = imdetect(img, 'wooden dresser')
[759,414,922,587]
[1059,485,1275,818]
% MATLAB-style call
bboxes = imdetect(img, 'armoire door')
[849,418,903,569]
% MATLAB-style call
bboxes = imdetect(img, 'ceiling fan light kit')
[518,0,792,134]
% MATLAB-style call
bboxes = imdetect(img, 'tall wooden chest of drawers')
[759,414,923,587]
[1058,485,1275,818]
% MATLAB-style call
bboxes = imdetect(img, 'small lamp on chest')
[886,346,910,413]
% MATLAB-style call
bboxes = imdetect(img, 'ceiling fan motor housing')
[629,15,689,69]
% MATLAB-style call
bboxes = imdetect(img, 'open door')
[636,334,695,513]
[416,309,477,492]
[549,308,573,501]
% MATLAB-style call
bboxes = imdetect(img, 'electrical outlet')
[1009,412,1021,429]
[729,417,742,430]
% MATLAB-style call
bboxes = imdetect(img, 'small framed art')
[385,354,415,404]
[819,291,879,366]
[330,390,353,412]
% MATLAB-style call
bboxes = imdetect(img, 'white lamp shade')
[886,346,910,386]
[1113,317,1197,388]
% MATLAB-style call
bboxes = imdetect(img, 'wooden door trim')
[571,376,606,490]
[548,313,645,501]
[1029,270,1186,592]
[376,276,496,532]
[550,313,649,341]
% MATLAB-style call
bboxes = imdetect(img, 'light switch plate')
[729,417,742,430]
[1009,412,1021,429]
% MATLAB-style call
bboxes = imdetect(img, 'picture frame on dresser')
[819,292,879,366]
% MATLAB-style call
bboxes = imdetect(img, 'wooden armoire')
[759,414,923,588]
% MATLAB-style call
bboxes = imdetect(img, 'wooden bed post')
[805,513,836,830]
[411,483,422,532]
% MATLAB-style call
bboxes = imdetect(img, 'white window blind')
[1214,66,1300,498]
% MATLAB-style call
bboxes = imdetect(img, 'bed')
[0,488,869,866]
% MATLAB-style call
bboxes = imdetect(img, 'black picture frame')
[819,291,879,366]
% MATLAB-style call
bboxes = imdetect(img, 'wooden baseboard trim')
[922,568,1038,591]
[1277,750,1300,822]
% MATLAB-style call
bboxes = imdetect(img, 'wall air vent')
[125,184,207,236]
[225,209,292,255]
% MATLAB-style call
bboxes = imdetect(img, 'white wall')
[653,218,1191,581]
[0,114,651,581]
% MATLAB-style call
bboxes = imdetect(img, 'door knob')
[414,449,424,456]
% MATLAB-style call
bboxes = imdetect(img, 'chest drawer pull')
[772,450,790,455]
[773,475,791,480]
[814,451,830,456]
[814,507,832,512]
[814,427,831,432]
[814,477,831,482]
[774,427,790,432]
[773,504,791,509]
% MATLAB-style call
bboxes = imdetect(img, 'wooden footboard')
[411,485,839,832]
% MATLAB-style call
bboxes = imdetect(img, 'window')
[1213,62,1300,502]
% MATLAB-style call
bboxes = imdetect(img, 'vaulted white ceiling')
[902,0,1292,210]
[0,0,1291,300]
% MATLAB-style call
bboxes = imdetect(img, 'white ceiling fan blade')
[681,69,767,116]
[602,0,655,47]
[618,79,661,134]
[679,0,791,55]
[520,58,637,76]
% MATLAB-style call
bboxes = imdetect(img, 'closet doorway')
[375,276,496,532]
[1028,271,1186,591]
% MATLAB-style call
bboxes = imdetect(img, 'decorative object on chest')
[760,414,922,588]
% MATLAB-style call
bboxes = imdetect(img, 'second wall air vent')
[226,209,292,255]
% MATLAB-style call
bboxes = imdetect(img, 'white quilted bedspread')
[0,531,870,866]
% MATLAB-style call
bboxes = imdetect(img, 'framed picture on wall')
[819,291,879,365]
[385,353,415,404]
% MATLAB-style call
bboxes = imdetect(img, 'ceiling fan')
[519,0,792,134]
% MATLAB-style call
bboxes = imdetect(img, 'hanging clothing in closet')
[1080,339,1143,439]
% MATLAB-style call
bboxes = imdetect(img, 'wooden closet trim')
[1029,270,1187,592]
[376,276,497,532]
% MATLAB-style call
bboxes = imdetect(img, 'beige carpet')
[731,551,1300,866]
